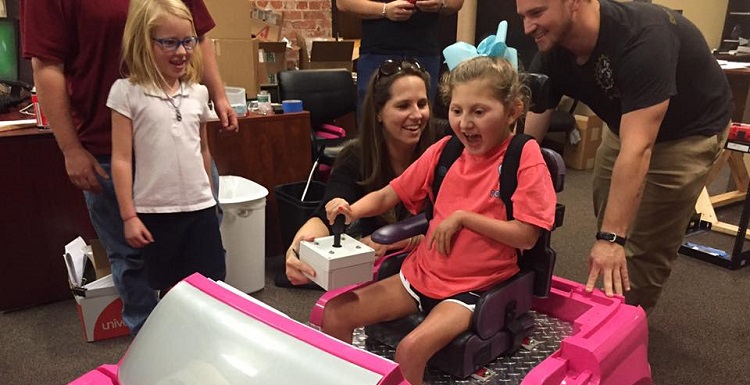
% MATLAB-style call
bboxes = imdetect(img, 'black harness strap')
[500,134,534,221]
[425,135,464,221]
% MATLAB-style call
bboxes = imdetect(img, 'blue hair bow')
[443,20,518,71]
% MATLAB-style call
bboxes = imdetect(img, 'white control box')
[299,235,375,291]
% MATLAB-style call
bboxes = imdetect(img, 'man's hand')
[213,98,239,133]
[585,241,630,296]
[64,147,108,193]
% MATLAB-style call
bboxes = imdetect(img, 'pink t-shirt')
[390,135,557,298]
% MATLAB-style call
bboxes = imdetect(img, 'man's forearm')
[31,58,82,155]
[523,109,552,142]
[600,148,650,237]
[600,101,666,236]
[199,38,228,105]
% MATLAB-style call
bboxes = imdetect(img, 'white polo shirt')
[107,79,215,213]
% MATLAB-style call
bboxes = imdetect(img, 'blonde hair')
[440,56,529,119]
[121,0,203,90]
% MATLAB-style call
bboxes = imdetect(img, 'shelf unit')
[721,0,750,51]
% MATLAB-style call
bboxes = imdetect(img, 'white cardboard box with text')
[64,237,129,342]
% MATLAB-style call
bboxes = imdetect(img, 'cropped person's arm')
[523,109,553,142]
[32,58,107,192]
[199,38,238,132]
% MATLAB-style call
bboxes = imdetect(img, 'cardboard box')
[250,6,283,42]
[257,42,288,85]
[64,237,129,342]
[564,114,604,170]
[204,0,255,40]
[299,38,355,71]
[212,38,260,96]
[299,235,375,290]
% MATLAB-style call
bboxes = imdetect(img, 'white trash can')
[218,176,269,293]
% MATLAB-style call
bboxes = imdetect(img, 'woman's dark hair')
[332,61,435,224]
[353,62,436,194]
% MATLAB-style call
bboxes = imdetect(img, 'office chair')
[520,73,578,153]
[277,69,357,180]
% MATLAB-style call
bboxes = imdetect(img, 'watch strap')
[595,231,627,246]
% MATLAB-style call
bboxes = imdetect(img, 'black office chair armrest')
[371,213,428,245]
[471,272,535,339]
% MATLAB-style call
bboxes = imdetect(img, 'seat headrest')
[541,147,566,193]
[277,69,356,128]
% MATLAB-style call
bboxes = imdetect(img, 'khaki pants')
[592,126,728,313]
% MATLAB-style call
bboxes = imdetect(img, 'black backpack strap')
[426,135,464,221]
[500,134,534,221]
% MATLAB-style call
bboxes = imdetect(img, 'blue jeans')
[356,53,441,123]
[84,156,222,334]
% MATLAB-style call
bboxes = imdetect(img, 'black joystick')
[332,215,346,248]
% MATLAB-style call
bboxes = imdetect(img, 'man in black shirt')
[517,0,732,313]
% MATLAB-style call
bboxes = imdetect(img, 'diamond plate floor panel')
[350,310,573,385]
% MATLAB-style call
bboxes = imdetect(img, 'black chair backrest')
[521,147,566,297]
[277,69,356,129]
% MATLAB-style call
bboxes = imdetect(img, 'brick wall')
[252,0,334,40]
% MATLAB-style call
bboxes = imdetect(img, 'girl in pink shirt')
[323,56,556,385]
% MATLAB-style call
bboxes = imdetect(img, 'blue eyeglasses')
[152,36,199,51]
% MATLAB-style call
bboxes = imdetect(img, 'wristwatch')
[595,231,627,246]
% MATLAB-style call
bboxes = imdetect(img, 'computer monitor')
[0,17,19,86]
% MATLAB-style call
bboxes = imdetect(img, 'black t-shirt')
[530,0,732,141]
[312,142,411,238]
[360,1,439,55]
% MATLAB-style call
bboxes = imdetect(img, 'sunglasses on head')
[375,58,426,82]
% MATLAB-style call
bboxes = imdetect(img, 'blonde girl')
[108,0,225,292]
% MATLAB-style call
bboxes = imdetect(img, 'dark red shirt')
[21,0,215,155]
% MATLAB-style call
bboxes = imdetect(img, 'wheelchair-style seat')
[359,146,566,379]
